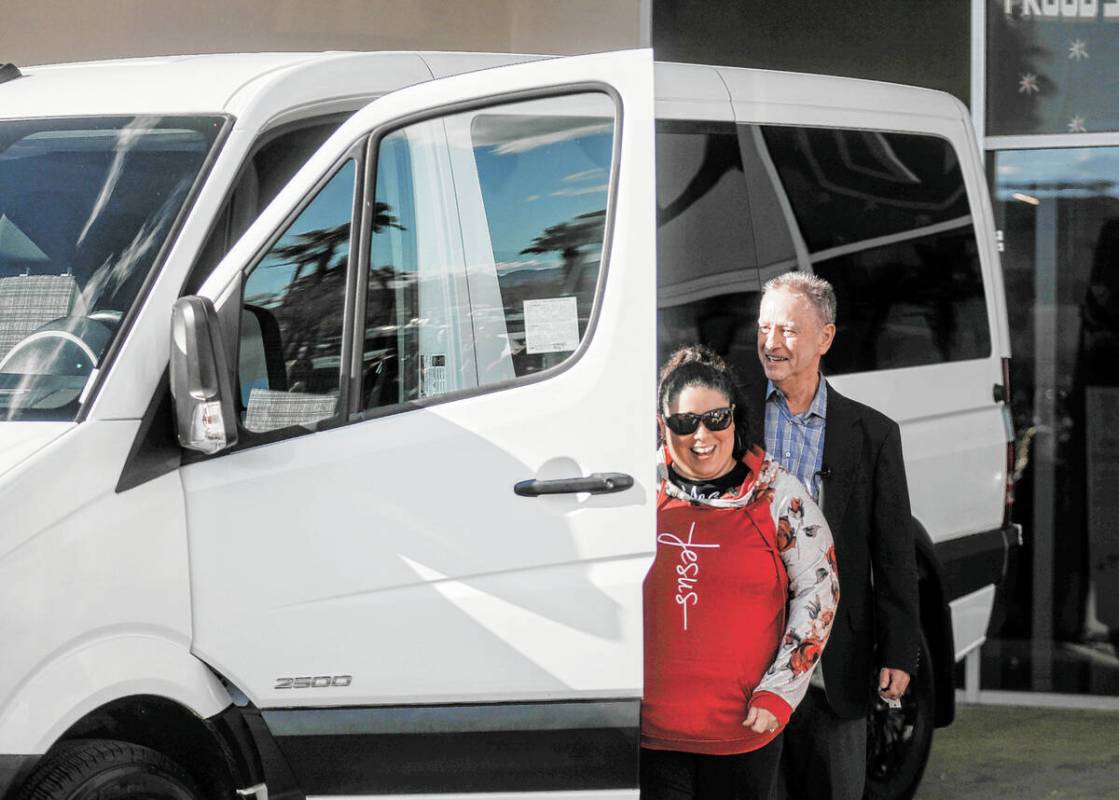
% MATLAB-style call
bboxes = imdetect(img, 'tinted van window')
[757,126,990,373]
[655,120,761,381]
[653,120,990,378]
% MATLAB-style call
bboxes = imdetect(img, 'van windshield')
[0,116,224,420]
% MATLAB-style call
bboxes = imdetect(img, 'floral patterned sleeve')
[748,464,839,726]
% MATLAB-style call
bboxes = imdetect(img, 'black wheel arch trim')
[206,704,305,800]
[912,519,956,728]
[6,695,264,800]
[0,700,302,800]
[913,519,1018,729]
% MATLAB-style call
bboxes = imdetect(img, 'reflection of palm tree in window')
[372,201,404,235]
[276,201,403,291]
[367,200,407,309]
[272,222,350,374]
[367,201,408,336]
[272,202,405,377]
[520,209,604,293]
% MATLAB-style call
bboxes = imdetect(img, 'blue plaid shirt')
[764,376,827,501]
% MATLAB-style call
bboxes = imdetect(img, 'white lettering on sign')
[657,522,720,631]
[1009,0,1119,17]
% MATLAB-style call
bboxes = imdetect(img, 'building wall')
[1,0,642,66]
[652,0,971,104]
[510,0,644,55]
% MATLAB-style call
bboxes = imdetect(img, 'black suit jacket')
[744,379,921,719]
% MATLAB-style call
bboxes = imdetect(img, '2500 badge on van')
[0,50,1016,800]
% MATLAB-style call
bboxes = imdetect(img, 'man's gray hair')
[762,271,837,326]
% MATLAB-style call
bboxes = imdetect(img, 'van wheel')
[16,740,200,800]
[863,633,935,800]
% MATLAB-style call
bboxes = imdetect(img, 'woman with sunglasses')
[642,345,839,800]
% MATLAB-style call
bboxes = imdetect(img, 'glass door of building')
[989,146,1119,694]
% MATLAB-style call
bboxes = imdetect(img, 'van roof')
[1,51,967,126]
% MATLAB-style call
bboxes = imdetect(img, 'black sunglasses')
[663,406,735,436]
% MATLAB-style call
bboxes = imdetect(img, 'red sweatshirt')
[642,447,839,755]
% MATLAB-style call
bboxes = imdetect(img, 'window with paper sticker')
[361,92,616,413]
[471,96,614,377]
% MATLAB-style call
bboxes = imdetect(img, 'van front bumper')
[0,755,38,800]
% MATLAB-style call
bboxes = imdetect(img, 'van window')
[361,93,616,412]
[0,115,223,421]
[656,121,758,307]
[190,118,347,292]
[654,120,990,379]
[758,126,991,373]
[656,120,762,379]
[239,160,356,432]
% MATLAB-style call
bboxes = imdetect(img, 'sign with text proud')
[990,0,1119,135]
[1007,0,1119,19]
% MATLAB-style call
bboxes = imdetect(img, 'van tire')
[16,740,200,800]
[863,632,935,800]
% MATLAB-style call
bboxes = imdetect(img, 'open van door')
[179,50,655,795]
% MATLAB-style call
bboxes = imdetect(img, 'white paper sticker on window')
[523,296,580,354]
[422,353,448,397]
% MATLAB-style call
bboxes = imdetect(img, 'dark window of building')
[651,0,971,103]
[989,146,1119,695]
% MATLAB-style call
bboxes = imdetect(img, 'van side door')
[181,50,655,796]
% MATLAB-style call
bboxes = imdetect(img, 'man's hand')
[878,667,911,700]
[743,706,779,734]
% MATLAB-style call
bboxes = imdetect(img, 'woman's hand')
[742,705,779,734]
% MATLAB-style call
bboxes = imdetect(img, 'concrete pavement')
[917,703,1119,799]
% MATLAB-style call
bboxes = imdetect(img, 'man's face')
[757,288,835,390]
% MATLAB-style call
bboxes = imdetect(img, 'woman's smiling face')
[662,384,737,481]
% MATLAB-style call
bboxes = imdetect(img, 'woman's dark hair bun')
[657,345,734,413]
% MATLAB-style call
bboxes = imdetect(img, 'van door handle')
[514,472,634,497]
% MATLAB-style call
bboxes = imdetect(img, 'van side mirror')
[170,296,238,454]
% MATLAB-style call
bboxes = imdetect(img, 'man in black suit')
[745,272,921,800]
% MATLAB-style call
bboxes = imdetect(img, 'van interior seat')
[243,388,338,433]
[0,272,84,362]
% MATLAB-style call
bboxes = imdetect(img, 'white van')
[0,50,1015,800]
